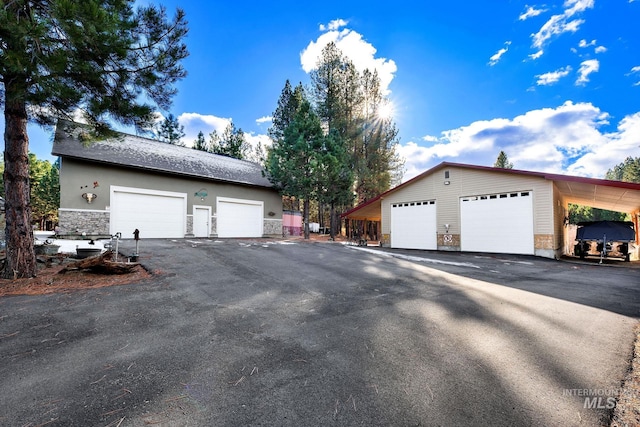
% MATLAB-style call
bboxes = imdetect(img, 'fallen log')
[59,251,140,275]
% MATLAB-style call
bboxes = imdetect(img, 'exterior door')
[110,186,186,238]
[390,200,437,250]
[217,197,263,238]
[460,191,534,255]
[193,206,211,238]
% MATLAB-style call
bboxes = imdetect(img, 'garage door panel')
[461,192,534,255]
[391,201,437,250]
[217,198,263,238]
[111,187,186,238]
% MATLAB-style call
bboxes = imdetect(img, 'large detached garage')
[343,162,640,260]
[52,120,282,239]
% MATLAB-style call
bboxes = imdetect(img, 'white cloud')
[488,41,511,66]
[629,66,640,86]
[568,112,640,176]
[177,112,231,147]
[300,23,397,94]
[577,39,606,54]
[397,102,640,182]
[529,0,594,58]
[519,5,547,20]
[243,132,272,163]
[319,19,348,32]
[536,66,572,85]
[256,116,272,125]
[576,59,599,85]
[578,39,596,48]
[529,50,544,60]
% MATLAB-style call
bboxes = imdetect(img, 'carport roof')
[52,119,274,188]
[342,162,640,220]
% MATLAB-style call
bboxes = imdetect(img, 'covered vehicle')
[574,221,635,262]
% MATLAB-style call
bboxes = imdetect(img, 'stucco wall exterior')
[58,158,282,238]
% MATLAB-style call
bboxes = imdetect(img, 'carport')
[343,162,640,259]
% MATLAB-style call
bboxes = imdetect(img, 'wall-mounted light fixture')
[444,224,450,233]
[82,192,97,204]
[194,188,208,201]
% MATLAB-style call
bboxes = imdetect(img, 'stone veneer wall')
[264,219,283,237]
[58,209,110,235]
[210,217,217,237]
[437,233,461,251]
[59,210,283,239]
[186,215,194,237]
[534,234,554,250]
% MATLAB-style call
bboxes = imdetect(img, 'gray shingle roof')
[51,119,273,188]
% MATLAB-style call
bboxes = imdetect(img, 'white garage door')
[110,186,186,238]
[217,197,263,238]
[391,200,437,250]
[460,191,534,255]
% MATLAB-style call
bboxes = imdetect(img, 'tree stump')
[59,251,140,274]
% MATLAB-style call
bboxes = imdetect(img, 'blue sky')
[10,0,640,182]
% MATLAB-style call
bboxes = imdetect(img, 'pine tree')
[310,43,402,234]
[265,99,324,239]
[268,80,304,143]
[357,69,403,202]
[209,122,249,160]
[29,156,60,230]
[316,129,354,239]
[157,113,185,145]
[494,151,514,169]
[0,1,188,278]
[606,157,640,183]
[193,131,208,152]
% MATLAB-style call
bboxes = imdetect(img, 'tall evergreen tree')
[192,131,208,152]
[606,157,640,183]
[494,151,514,169]
[156,113,185,145]
[0,1,188,278]
[316,129,354,239]
[268,80,304,142]
[29,155,59,230]
[310,44,402,232]
[357,69,403,202]
[265,99,324,239]
[209,122,249,160]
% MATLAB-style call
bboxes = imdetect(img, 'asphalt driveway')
[1,238,638,426]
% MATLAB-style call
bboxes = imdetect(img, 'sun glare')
[377,101,395,121]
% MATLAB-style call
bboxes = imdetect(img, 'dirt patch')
[0,254,151,297]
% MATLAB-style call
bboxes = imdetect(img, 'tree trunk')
[303,199,310,240]
[3,80,37,278]
[329,202,336,240]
